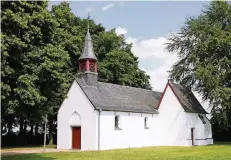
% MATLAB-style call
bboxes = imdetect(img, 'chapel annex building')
[57,26,213,151]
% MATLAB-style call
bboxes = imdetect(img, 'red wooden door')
[191,128,194,146]
[72,127,81,149]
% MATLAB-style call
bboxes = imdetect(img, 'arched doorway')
[70,112,81,149]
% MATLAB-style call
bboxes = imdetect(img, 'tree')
[96,29,151,89]
[50,2,151,89]
[98,49,151,88]
[51,2,105,74]
[1,1,152,146]
[166,1,231,128]
[1,1,70,136]
[1,0,48,133]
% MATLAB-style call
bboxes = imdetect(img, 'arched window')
[115,115,121,129]
[144,117,149,129]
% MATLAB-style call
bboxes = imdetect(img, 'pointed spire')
[87,12,90,32]
[79,12,97,60]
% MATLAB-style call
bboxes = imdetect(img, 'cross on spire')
[87,12,91,20]
[87,12,90,31]
[78,12,97,61]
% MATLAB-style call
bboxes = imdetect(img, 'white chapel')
[57,26,213,151]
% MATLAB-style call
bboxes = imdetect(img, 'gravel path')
[1,149,78,156]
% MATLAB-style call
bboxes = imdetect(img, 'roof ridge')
[98,81,160,92]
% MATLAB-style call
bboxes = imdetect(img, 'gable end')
[75,78,98,111]
[157,80,207,114]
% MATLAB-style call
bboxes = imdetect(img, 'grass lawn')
[2,143,231,160]
[1,145,56,151]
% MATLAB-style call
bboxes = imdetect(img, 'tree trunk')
[48,118,53,145]
[8,122,13,135]
[19,119,24,135]
[30,124,34,136]
[35,123,38,136]
[23,120,27,133]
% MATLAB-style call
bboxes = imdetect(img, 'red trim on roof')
[156,82,169,109]
[157,80,183,110]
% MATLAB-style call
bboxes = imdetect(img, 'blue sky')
[49,1,209,39]
[48,1,211,109]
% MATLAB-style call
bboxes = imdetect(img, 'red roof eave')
[156,82,169,109]
[156,81,183,110]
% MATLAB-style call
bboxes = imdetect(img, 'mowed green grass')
[2,143,231,160]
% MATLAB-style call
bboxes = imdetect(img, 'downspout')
[97,109,102,151]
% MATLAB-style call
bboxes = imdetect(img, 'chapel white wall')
[156,86,213,146]
[184,113,213,145]
[99,85,213,150]
[99,111,161,150]
[57,81,213,151]
[57,81,98,150]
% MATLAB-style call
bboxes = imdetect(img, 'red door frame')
[72,127,81,149]
[191,128,194,146]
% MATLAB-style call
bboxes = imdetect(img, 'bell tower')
[78,13,98,86]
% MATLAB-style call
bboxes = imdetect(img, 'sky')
[48,1,211,111]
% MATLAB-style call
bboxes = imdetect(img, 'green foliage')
[166,1,231,128]
[50,2,151,89]
[1,1,70,126]
[96,29,151,89]
[98,49,151,88]
[1,1,151,142]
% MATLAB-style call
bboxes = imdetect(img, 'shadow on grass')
[1,153,55,160]
[214,141,231,146]
[2,145,56,150]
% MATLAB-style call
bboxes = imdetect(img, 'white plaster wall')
[151,86,189,146]
[99,85,213,150]
[184,113,213,146]
[57,81,98,150]
[155,86,213,146]
[99,111,161,150]
[58,81,213,151]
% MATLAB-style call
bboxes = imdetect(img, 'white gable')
[158,84,184,113]
[157,84,213,146]
[57,81,98,150]
[157,85,189,145]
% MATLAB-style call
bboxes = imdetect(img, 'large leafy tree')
[166,1,231,128]
[96,29,151,89]
[1,1,70,135]
[51,2,151,89]
[1,1,152,145]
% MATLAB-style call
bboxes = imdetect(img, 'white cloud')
[147,54,178,92]
[102,3,115,12]
[125,32,178,91]
[115,27,128,35]
[116,26,210,112]
[126,36,174,59]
